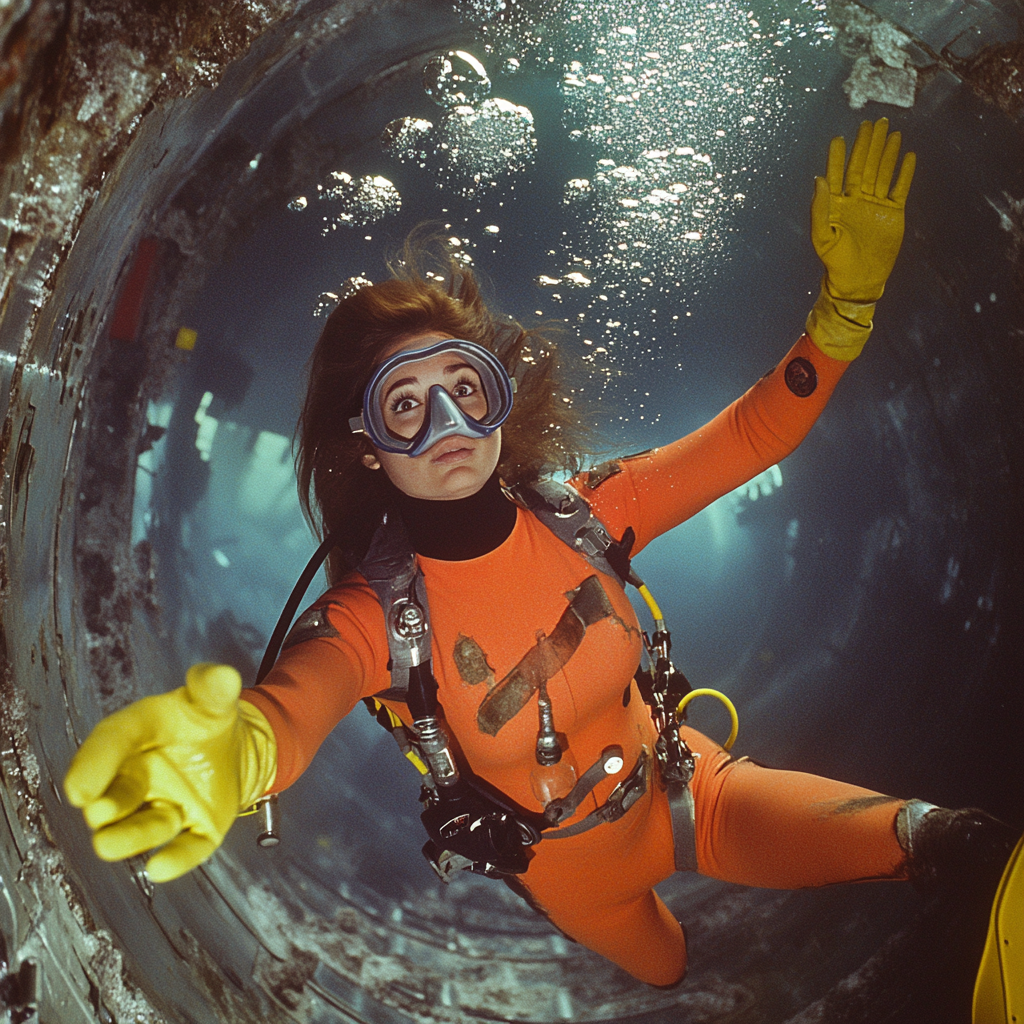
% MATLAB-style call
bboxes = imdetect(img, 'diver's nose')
[426,384,465,431]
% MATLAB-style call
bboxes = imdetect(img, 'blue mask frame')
[349,339,516,457]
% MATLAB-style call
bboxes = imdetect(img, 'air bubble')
[318,173,401,231]
[380,117,434,161]
[564,271,592,286]
[313,292,339,317]
[431,98,537,197]
[424,50,492,108]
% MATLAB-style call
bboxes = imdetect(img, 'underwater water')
[0,0,1021,1022]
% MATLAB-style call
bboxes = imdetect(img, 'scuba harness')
[251,476,739,880]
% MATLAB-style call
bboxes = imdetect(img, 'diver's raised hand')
[811,117,915,301]
[806,117,916,362]
[64,664,277,882]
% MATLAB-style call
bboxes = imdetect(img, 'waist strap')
[542,749,649,840]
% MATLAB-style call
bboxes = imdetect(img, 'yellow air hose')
[637,584,665,630]
[637,583,739,751]
[678,689,739,751]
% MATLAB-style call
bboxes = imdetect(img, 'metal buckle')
[599,752,648,823]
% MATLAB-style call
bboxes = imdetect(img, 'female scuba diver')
[65,118,1018,987]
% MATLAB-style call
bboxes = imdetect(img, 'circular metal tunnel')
[0,1,1022,1022]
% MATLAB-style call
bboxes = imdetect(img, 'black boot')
[897,800,1019,897]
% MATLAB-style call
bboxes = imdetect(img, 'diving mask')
[349,339,515,457]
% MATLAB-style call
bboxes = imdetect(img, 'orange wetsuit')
[242,333,909,985]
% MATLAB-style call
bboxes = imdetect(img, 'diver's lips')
[431,445,474,464]
[428,436,478,463]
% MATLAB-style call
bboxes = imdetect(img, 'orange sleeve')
[239,579,390,791]
[577,334,849,552]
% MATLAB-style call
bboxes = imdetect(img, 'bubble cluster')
[535,270,592,288]
[378,51,536,198]
[338,275,374,299]
[317,172,401,233]
[311,276,374,318]
[423,50,492,107]
[452,0,509,24]
[433,97,537,197]
[313,292,339,317]
[304,0,810,391]
[380,117,434,164]
[559,5,779,161]
[566,146,743,261]
[552,2,785,281]
[779,1,835,47]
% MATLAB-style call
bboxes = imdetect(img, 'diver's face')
[362,332,502,501]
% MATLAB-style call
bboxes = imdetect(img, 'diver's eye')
[389,393,420,415]
[451,374,481,400]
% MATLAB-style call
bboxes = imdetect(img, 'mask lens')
[379,357,487,441]
[359,340,514,455]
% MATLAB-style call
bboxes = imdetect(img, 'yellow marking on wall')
[175,327,198,350]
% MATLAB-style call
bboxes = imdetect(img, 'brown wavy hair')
[296,231,592,575]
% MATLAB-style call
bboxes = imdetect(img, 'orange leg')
[518,879,687,986]
[682,726,909,887]
[518,777,687,985]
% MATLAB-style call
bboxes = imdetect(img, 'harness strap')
[667,780,699,871]
[358,512,431,692]
[508,479,638,587]
[543,745,624,825]
[543,750,649,840]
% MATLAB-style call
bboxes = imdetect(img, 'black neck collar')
[392,472,518,560]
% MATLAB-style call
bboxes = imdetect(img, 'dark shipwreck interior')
[0,0,1022,1022]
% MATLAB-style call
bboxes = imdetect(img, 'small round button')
[784,356,817,397]
[603,755,624,775]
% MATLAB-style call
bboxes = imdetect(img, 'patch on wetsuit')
[476,575,616,736]
[824,794,902,818]
[281,607,339,651]
[784,356,817,397]
[454,634,496,689]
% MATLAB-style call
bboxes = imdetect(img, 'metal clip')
[255,794,280,848]
[424,845,477,883]
[392,599,426,640]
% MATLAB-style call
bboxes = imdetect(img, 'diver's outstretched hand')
[64,664,277,882]
[805,117,915,362]
[811,116,916,303]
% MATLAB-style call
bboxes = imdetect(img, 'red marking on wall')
[109,238,160,342]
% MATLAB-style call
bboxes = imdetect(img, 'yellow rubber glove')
[64,664,277,882]
[806,116,916,361]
